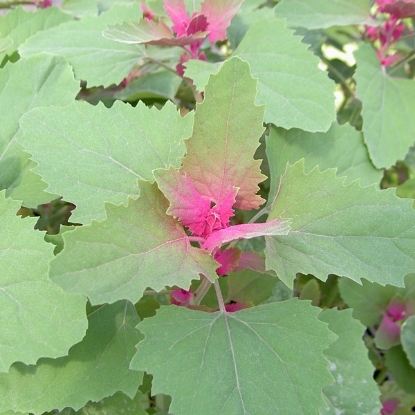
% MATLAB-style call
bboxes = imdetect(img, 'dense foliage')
[1,0,415,414]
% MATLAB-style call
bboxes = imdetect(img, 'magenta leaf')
[202,219,291,251]
[235,251,268,274]
[215,247,241,276]
[201,0,244,43]
[376,0,415,18]
[164,0,190,36]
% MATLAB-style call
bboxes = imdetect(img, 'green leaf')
[402,316,415,368]
[131,300,335,415]
[0,6,73,63]
[234,19,335,132]
[0,54,79,207]
[319,308,381,415]
[19,100,193,224]
[49,182,218,305]
[355,43,415,169]
[19,4,144,87]
[0,191,87,373]
[265,160,415,288]
[57,390,147,415]
[266,122,383,203]
[385,346,415,394]
[275,0,373,29]
[61,0,99,17]
[183,59,220,89]
[0,301,143,414]
[181,57,266,210]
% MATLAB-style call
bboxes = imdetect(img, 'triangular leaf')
[355,43,415,168]
[0,54,79,206]
[234,19,335,132]
[131,300,335,414]
[319,308,381,415]
[181,57,266,210]
[0,300,143,415]
[265,160,415,288]
[49,182,218,305]
[275,0,373,29]
[18,100,193,224]
[0,192,87,373]
[19,4,144,87]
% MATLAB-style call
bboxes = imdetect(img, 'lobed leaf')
[355,43,415,169]
[265,160,415,288]
[181,57,266,210]
[49,182,219,305]
[0,301,143,414]
[0,191,87,373]
[131,300,336,415]
[18,100,193,224]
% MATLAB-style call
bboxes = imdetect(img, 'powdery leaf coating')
[0,301,143,415]
[131,300,336,415]
[49,182,219,305]
[355,43,415,168]
[181,57,266,210]
[0,192,87,373]
[265,160,415,288]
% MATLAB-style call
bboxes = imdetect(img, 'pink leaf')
[376,0,415,18]
[235,251,267,273]
[164,0,190,36]
[202,219,291,251]
[215,247,241,276]
[201,0,244,43]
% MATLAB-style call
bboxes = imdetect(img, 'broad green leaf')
[265,160,415,288]
[19,100,193,224]
[276,0,373,29]
[266,122,383,203]
[355,43,415,168]
[0,6,72,63]
[385,346,415,394]
[49,182,219,305]
[0,301,143,414]
[183,59,220,88]
[0,192,87,372]
[131,300,335,415]
[319,308,381,415]
[0,54,79,207]
[61,0,98,17]
[57,391,147,415]
[402,316,415,368]
[19,4,144,87]
[234,19,335,132]
[181,57,266,210]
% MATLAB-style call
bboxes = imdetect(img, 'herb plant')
[1,0,415,414]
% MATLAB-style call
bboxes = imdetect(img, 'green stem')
[322,57,355,99]
[214,279,226,313]
[192,277,212,306]
[374,366,389,384]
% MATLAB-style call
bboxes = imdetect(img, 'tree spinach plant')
[1,0,415,414]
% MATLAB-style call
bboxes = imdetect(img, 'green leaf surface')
[402,316,415,368]
[57,390,147,415]
[266,122,383,203]
[234,19,335,132]
[319,308,381,415]
[181,57,266,210]
[0,6,73,62]
[276,0,373,29]
[49,182,219,305]
[385,346,415,393]
[19,4,144,87]
[131,300,335,415]
[183,59,220,89]
[61,0,98,17]
[19,100,192,224]
[355,43,415,168]
[265,160,415,288]
[0,54,79,206]
[0,191,87,373]
[0,301,143,414]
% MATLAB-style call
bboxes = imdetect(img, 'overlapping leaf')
[275,0,373,29]
[355,43,415,168]
[0,301,143,415]
[49,182,219,305]
[131,300,335,415]
[265,160,415,288]
[319,309,381,415]
[18,100,193,224]
[0,54,79,207]
[234,19,335,131]
[180,57,266,210]
[266,122,383,203]
[19,4,144,87]
[0,193,87,373]
[402,316,415,367]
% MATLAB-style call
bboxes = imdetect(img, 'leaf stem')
[214,279,226,313]
[192,276,212,305]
